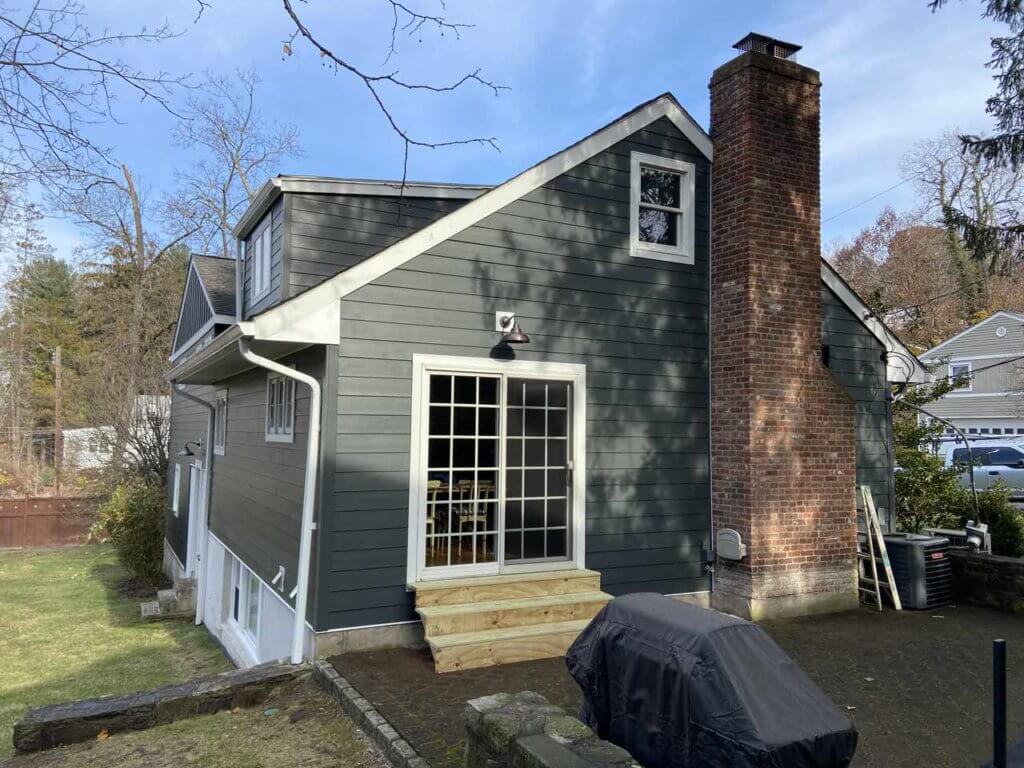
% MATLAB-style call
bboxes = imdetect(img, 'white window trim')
[230,557,262,650]
[949,361,972,392]
[406,354,587,585]
[249,220,272,302]
[213,390,228,456]
[171,464,181,516]
[629,151,695,265]
[265,372,296,443]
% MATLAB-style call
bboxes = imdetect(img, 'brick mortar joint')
[312,660,428,768]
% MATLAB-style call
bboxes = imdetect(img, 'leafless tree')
[0,1,203,193]
[280,0,505,185]
[58,164,200,472]
[172,70,301,258]
[901,129,1024,275]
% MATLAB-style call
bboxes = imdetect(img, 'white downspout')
[173,383,215,626]
[237,337,321,665]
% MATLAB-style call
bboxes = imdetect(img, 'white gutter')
[237,337,321,664]
[172,383,215,626]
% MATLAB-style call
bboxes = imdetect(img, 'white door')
[186,463,205,577]
[409,356,586,583]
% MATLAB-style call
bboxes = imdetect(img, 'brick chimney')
[708,34,859,620]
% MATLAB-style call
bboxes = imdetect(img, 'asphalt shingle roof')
[191,254,236,316]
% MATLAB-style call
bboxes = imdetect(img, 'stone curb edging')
[313,659,430,768]
[14,662,307,753]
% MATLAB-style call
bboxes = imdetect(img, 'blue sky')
[33,0,1003,261]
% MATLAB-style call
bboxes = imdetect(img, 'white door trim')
[185,462,205,577]
[406,354,587,585]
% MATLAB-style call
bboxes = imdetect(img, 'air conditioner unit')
[882,533,953,610]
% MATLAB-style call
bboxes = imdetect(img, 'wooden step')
[414,569,602,607]
[418,591,611,637]
[427,619,591,673]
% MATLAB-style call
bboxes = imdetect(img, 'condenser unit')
[882,533,953,610]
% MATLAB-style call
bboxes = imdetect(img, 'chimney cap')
[733,33,801,60]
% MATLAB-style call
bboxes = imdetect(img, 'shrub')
[93,480,166,585]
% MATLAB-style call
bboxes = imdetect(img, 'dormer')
[170,253,237,363]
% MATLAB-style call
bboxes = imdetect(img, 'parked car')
[943,442,1024,501]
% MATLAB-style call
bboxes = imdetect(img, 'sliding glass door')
[503,379,571,564]
[414,360,581,580]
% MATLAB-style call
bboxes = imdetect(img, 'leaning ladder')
[857,486,902,611]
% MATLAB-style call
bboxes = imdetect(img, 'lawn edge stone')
[13,662,306,753]
[312,659,430,768]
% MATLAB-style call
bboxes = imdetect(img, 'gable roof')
[169,92,926,384]
[191,254,236,316]
[238,93,713,343]
[169,254,237,363]
[820,261,929,383]
[921,310,1024,361]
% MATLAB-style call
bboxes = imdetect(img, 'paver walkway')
[331,604,1024,768]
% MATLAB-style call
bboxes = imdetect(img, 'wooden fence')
[0,496,102,548]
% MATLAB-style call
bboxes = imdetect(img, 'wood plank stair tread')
[426,619,592,650]
[417,590,611,619]
[413,568,600,592]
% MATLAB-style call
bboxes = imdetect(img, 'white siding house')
[921,311,1024,440]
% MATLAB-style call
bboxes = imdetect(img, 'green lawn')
[0,545,231,759]
[3,677,389,768]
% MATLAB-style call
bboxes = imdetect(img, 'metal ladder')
[857,486,902,611]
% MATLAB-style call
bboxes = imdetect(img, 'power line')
[823,179,912,224]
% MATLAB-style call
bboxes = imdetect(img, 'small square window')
[949,362,972,391]
[629,151,695,264]
[265,373,295,442]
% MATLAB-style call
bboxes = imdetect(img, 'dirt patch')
[2,677,389,768]
[115,575,170,600]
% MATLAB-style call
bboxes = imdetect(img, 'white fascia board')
[820,261,929,384]
[246,95,712,345]
[921,311,1024,359]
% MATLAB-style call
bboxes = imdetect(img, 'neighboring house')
[163,35,927,669]
[61,396,172,472]
[920,311,1024,441]
[62,426,114,470]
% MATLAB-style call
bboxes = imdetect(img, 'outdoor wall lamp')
[495,311,531,345]
[177,440,202,458]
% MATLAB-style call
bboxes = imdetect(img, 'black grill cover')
[565,593,858,768]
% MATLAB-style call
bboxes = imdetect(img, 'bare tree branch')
[0,1,192,191]
[280,0,505,192]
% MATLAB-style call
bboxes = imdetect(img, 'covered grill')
[565,593,858,768]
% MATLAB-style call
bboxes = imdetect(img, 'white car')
[943,442,1024,501]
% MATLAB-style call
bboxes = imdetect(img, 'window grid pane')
[424,373,499,568]
[503,379,570,563]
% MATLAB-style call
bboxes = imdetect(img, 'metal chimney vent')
[733,33,801,61]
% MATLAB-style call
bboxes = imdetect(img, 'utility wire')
[823,179,912,224]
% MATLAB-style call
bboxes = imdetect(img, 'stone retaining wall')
[14,663,304,753]
[950,550,1024,614]
[465,690,639,768]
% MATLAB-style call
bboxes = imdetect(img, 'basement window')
[230,558,261,646]
[629,151,695,265]
[265,373,295,443]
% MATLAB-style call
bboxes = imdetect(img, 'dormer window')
[250,220,272,300]
[629,151,695,264]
